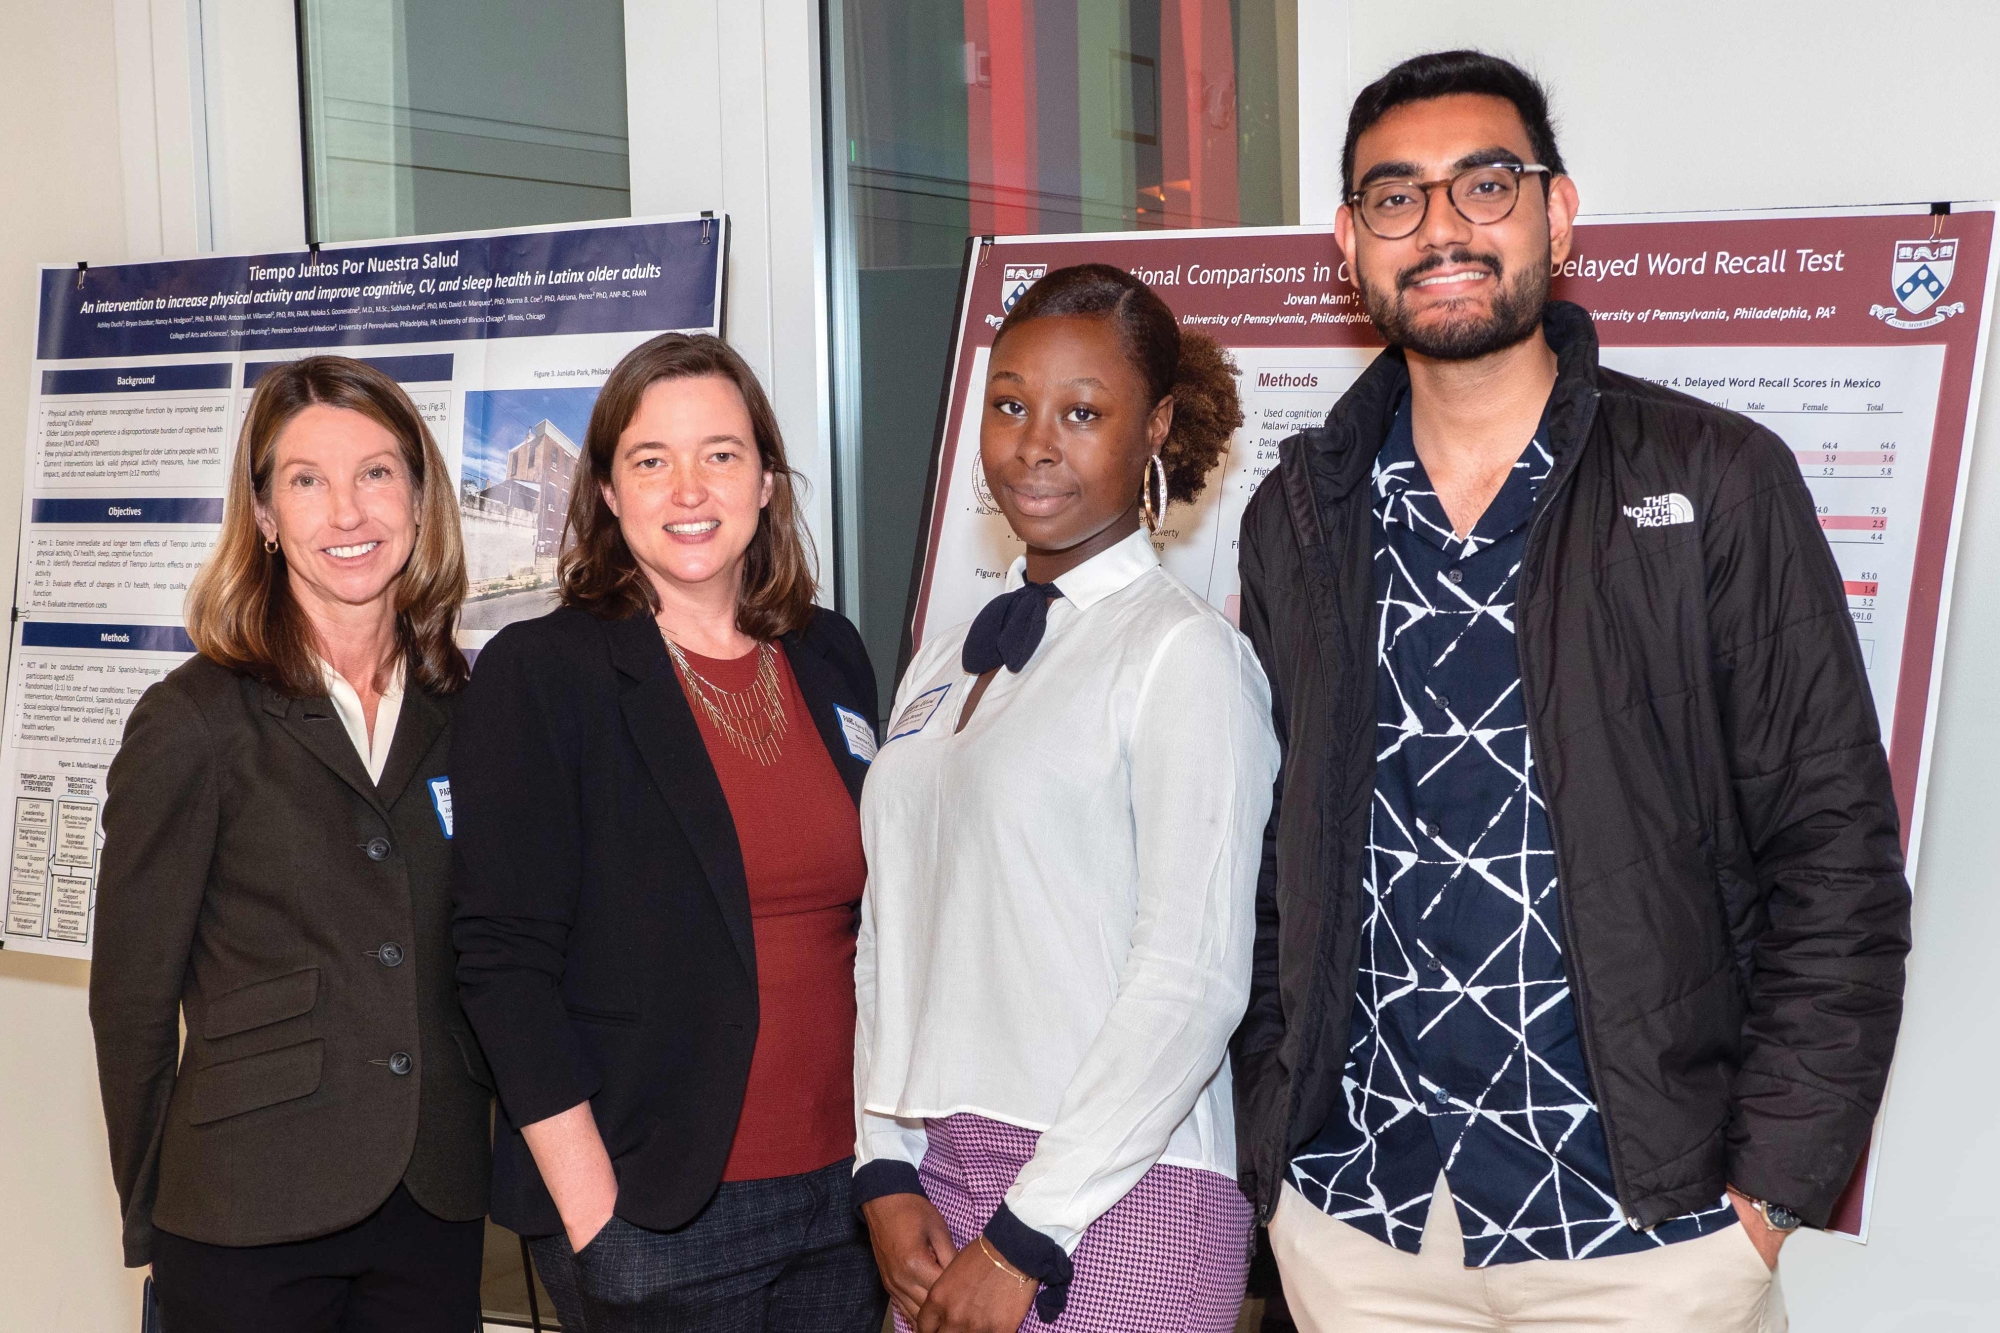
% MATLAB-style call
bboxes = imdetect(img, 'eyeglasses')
[1347,163,1553,240]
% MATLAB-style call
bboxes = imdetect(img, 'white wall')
[0,3,150,1327]
[624,0,837,587]
[0,3,302,1326]
[1300,2,2000,1327]
[198,0,307,256]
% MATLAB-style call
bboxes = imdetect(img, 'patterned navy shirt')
[1289,396,1733,1265]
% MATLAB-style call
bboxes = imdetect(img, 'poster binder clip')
[977,236,994,267]
[700,211,714,245]
[1929,203,1951,239]
[75,262,88,289]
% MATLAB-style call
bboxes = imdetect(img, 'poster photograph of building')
[457,386,595,630]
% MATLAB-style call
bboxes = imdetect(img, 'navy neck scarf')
[961,580,1064,675]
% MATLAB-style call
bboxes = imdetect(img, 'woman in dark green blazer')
[89,357,491,1332]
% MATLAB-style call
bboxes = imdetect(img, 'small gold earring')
[264,537,279,554]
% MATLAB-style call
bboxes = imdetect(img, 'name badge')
[835,705,878,762]
[428,777,454,839]
[887,683,952,742]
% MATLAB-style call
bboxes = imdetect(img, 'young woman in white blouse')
[853,264,1280,1333]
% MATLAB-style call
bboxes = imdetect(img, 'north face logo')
[1622,492,1694,528]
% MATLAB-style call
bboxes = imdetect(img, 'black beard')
[1360,245,1549,360]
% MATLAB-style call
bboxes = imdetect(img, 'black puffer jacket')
[1231,301,1910,1230]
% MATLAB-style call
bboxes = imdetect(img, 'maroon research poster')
[906,205,1998,1239]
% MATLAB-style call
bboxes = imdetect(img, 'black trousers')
[150,1182,483,1333]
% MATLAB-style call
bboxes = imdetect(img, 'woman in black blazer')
[89,357,491,1331]
[453,333,885,1332]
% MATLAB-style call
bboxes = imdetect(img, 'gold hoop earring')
[1140,454,1169,533]
[263,537,279,554]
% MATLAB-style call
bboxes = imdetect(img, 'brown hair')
[557,333,818,638]
[996,262,1243,503]
[185,356,469,697]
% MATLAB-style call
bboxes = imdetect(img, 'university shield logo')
[1001,263,1047,314]
[1872,236,1967,329]
[1891,238,1955,314]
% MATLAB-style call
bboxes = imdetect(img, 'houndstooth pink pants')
[893,1113,1252,1333]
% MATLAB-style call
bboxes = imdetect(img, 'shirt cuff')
[983,1203,1075,1321]
[851,1158,926,1209]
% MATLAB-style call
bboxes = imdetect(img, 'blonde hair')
[185,356,469,696]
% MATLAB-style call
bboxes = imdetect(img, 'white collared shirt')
[855,528,1279,1252]
[321,657,405,784]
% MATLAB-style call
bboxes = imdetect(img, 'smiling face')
[1335,92,1578,361]
[254,403,419,623]
[600,374,775,607]
[980,314,1171,578]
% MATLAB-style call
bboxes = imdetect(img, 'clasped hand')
[862,1195,1040,1332]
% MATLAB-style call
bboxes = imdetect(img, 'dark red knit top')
[676,644,866,1182]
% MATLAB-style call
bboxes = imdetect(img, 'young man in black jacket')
[1233,51,1909,1332]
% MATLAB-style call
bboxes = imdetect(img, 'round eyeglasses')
[1348,163,1553,240]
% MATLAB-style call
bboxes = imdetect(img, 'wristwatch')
[1752,1198,1803,1233]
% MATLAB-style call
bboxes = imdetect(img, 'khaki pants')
[1269,1178,1787,1333]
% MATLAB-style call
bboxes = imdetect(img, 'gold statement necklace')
[662,630,788,766]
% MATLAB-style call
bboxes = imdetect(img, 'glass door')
[826,0,1299,710]
[297,0,632,244]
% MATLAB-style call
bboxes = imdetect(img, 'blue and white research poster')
[1,213,728,958]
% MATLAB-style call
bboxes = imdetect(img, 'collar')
[1302,299,1603,508]
[1374,393,1554,556]
[1003,526,1159,612]
[319,654,406,703]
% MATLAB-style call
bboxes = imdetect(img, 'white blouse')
[855,528,1279,1253]
[321,657,405,784]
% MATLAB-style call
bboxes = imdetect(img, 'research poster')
[908,204,1998,1238]
[2,213,728,962]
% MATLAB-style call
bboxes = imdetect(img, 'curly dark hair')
[996,263,1241,504]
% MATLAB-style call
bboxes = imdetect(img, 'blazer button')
[388,1051,413,1076]
[365,837,392,861]
[377,942,404,967]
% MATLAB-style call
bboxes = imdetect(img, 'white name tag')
[835,705,878,762]
[887,683,952,742]
[428,777,454,839]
